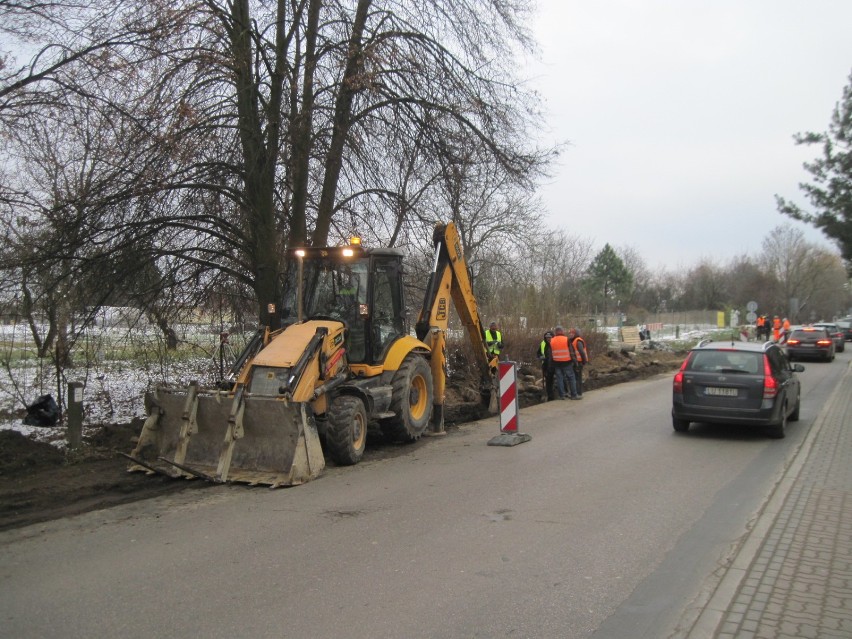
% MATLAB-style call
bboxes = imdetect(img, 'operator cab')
[280,239,407,364]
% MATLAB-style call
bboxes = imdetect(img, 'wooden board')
[620,326,641,346]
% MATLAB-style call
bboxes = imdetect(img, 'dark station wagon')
[672,339,804,439]
[785,326,835,362]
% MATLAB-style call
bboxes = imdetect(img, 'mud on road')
[0,347,684,532]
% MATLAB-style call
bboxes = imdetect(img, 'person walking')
[772,315,782,342]
[550,326,579,400]
[484,321,505,360]
[537,331,555,401]
[756,314,767,341]
[569,328,589,399]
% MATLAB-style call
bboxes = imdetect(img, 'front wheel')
[325,395,368,465]
[767,405,787,439]
[381,354,433,442]
[789,395,801,422]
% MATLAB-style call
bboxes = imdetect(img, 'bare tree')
[672,260,725,312]
[759,224,845,321]
[2,0,552,329]
[617,245,652,315]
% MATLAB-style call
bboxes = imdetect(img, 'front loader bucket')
[126,384,325,487]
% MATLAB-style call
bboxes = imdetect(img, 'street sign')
[747,301,758,312]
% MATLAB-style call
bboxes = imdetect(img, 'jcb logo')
[436,298,447,321]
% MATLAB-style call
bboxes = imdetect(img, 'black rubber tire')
[381,355,433,442]
[325,395,367,465]
[672,416,690,433]
[767,405,787,439]
[789,395,801,422]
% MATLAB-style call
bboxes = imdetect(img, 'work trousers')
[573,363,584,396]
[554,361,578,399]
[541,363,555,401]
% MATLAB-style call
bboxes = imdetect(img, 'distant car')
[837,318,852,342]
[812,322,845,353]
[671,339,803,439]
[785,326,835,362]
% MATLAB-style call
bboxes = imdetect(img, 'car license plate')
[706,387,737,397]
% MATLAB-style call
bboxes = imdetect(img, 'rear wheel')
[672,416,690,433]
[326,395,368,465]
[381,355,433,442]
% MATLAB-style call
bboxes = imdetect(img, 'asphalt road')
[0,349,846,639]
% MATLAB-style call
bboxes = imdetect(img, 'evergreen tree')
[776,69,852,273]
[585,244,633,326]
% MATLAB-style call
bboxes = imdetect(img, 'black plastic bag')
[23,394,60,427]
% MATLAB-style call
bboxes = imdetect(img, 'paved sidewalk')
[688,361,852,638]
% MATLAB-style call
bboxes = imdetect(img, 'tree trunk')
[229,0,285,326]
[288,0,322,247]
[312,0,372,246]
[55,302,72,369]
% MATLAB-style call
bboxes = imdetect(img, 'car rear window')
[688,350,762,374]
[791,328,827,339]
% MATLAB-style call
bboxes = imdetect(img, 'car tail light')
[673,355,691,394]
[787,339,800,345]
[817,339,832,346]
[762,355,778,399]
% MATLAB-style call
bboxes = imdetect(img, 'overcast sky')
[526,0,852,271]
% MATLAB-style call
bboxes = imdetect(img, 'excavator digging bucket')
[126,384,325,487]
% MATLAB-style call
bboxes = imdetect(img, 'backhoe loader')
[125,222,499,486]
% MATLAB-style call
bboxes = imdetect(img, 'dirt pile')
[0,345,685,531]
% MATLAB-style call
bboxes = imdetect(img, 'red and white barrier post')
[488,361,531,447]
[499,361,519,433]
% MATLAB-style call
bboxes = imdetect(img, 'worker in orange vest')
[772,316,782,341]
[550,326,579,400]
[756,315,765,341]
[569,328,589,398]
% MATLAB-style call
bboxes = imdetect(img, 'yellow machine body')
[126,222,495,487]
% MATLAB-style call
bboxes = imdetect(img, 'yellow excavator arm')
[415,222,499,427]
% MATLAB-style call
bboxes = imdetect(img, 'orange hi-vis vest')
[550,335,573,362]
[756,316,765,328]
[572,336,588,363]
[773,317,781,330]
